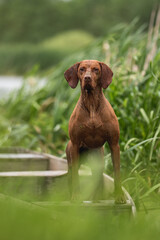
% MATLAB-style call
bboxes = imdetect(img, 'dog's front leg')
[66,141,80,201]
[89,148,104,201]
[109,143,126,203]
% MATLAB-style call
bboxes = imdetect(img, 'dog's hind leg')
[66,140,80,201]
[89,147,104,201]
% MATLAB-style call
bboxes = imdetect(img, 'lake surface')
[0,76,46,99]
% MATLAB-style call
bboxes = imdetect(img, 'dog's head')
[64,60,113,91]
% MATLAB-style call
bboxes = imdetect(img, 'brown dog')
[64,60,125,203]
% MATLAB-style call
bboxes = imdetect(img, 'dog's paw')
[115,190,126,204]
[71,193,81,202]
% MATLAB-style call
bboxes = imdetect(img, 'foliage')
[1,197,160,240]
[0,0,58,43]
[0,30,94,74]
[0,0,158,43]
[0,44,63,75]
[42,30,94,53]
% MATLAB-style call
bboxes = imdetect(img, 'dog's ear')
[64,62,80,88]
[99,62,113,89]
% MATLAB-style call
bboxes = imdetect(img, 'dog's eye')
[93,68,99,72]
[80,67,85,72]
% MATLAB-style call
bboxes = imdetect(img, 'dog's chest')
[79,107,103,129]
[83,118,102,130]
[78,115,107,148]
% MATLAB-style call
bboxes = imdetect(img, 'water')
[0,76,46,99]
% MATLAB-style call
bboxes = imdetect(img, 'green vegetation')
[0,43,64,75]
[0,30,94,74]
[42,30,94,53]
[0,197,160,240]
[0,13,160,239]
[0,0,157,43]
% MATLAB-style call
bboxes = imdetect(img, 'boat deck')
[0,147,136,216]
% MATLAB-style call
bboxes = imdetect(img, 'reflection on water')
[0,76,46,99]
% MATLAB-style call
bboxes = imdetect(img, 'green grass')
[0,18,160,216]
[0,195,160,240]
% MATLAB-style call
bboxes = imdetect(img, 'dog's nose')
[84,76,91,82]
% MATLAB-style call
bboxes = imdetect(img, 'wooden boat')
[0,147,136,216]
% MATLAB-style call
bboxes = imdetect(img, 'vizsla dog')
[64,60,125,203]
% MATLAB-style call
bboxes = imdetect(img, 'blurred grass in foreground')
[0,195,160,240]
